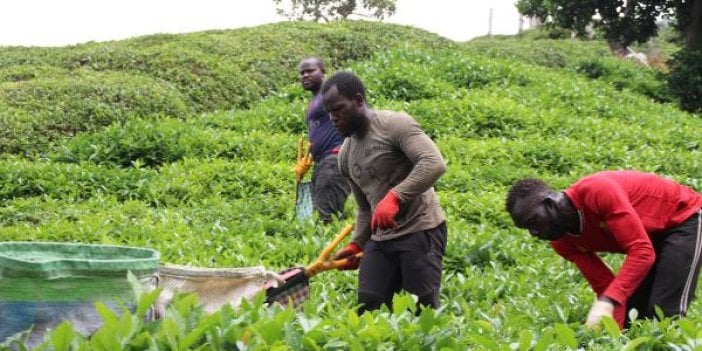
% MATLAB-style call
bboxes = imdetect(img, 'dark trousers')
[311,154,350,224]
[357,222,448,314]
[626,209,702,327]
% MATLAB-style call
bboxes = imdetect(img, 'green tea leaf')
[471,335,500,351]
[302,336,321,351]
[601,316,621,338]
[94,302,119,326]
[418,307,436,334]
[323,339,349,349]
[136,287,162,320]
[127,270,143,298]
[257,320,284,345]
[533,328,554,351]
[347,309,360,330]
[50,322,75,351]
[624,336,651,350]
[392,294,415,316]
[518,330,533,351]
[677,319,698,338]
[90,325,122,351]
[554,323,577,349]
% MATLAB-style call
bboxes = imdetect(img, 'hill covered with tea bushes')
[0,21,449,155]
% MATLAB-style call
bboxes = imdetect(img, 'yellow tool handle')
[319,224,353,260]
[304,223,355,277]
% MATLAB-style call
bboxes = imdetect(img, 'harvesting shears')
[265,223,363,306]
[305,224,362,276]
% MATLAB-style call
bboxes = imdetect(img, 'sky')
[0,0,528,47]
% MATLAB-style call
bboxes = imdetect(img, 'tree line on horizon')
[272,0,702,113]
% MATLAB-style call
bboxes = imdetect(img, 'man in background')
[293,57,350,223]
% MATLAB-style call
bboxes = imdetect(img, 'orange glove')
[293,138,313,182]
[333,242,362,270]
[371,190,400,231]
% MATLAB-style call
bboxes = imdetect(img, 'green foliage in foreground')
[1,22,702,350]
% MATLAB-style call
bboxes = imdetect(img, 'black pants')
[311,154,350,224]
[357,222,448,314]
[626,209,702,327]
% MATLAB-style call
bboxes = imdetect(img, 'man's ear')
[354,93,365,107]
[544,193,559,209]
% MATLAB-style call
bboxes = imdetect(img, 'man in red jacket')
[506,170,702,328]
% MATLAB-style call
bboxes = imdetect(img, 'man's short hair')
[301,56,325,73]
[321,71,366,100]
[505,178,550,215]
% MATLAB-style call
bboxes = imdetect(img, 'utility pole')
[519,15,524,34]
[488,8,493,36]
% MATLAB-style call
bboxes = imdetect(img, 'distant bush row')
[462,38,674,104]
[42,47,700,184]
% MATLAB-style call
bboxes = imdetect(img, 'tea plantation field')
[0,21,701,350]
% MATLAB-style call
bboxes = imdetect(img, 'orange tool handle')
[305,253,363,277]
[305,224,359,277]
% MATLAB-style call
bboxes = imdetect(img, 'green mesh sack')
[296,181,314,221]
[0,242,160,347]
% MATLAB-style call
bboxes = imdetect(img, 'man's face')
[322,85,361,137]
[511,193,567,241]
[299,59,324,92]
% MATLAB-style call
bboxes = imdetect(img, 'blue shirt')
[307,94,344,162]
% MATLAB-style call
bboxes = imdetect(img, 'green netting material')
[0,277,147,302]
[1,242,161,344]
[0,241,160,279]
[0,242,160,302]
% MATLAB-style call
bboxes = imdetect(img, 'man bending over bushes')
[322,71,448,313]
[506,170,702,329]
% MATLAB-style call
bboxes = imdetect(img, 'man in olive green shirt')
[321,71,448,313]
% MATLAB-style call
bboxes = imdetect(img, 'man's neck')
[561,193,581,234]
[354,109,373,138]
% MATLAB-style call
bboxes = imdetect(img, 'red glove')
[371,190,400,231]
[333,242,362,270]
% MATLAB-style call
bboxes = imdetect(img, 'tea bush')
[573,56,672,102]
[0,70,189,154]
[0,158,153,202]
[463,37,674,103]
